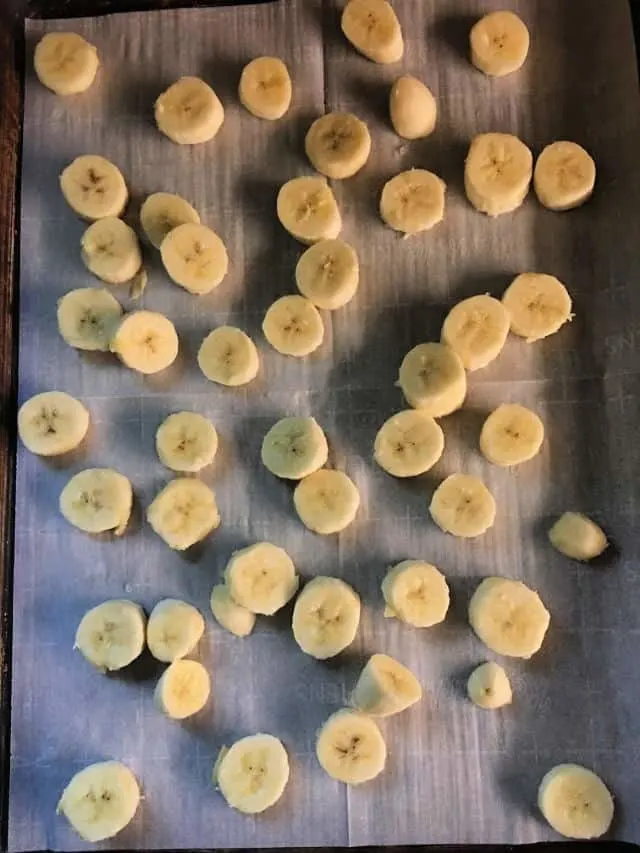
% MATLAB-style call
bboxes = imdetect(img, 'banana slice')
[538,764,614,839]
[215,734,290,814]
[380,169,446,235]
[110,310,179,374]
[316,709,386,785]
[341,0,404,64]
[351,653,422,717]
[469,11,530,77]
[57,287,123,351]
[198,326,260,386]
[381,559,450,627]
[147,598,205,663]
[57,761,140,843]
[293,469,360,534]
[305,112,371,180]
[60,155,128,220]
[548,512,608,561]
[261,416,329,479]
[160,222,228,295]
[140,192,200,249]
[464,132,533,217]
[295,239,359,310]
[480,403,545,467]
[468,576,550,658]
[239,56,292,120]
[429,473,496,538]
[81,217,142,284]
[155,76,224,145]
[441,294,510,371]
[34,32,99,96]
[263,294,324,357]
[75,600,145,671]
[18,390,89,456]
[534,141,596,211]
[147,478,220,551]
[389,75,437,140]
[397,342,467,417]
[224,541,299,616]
[155,411,218,473]
[467,661,512,709]
[502,272,573,342]
[60,468,133,536]
[374,409,444,477]
[276,176,342,244]
[155,659,210,719]
[210,584,256,637]
[292,576,361,659]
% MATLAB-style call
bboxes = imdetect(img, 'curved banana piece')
[341,0,403,64]
[538,764,614,839]
[305,112,371,180]
[215,734,290,814]
[292,576,360,659]
[18,390,89,456]
[480,403,544,467]
[470,11,530,77]
[389,75,437,140]
[316,709,386,784]
[110,310,179,374]
[35,32,99,96]
[198,326,260,386]
[60,468,132,536]
[261,416,329,479]
[465,133,533,216]
[467,661,512,709]
[75,599,145,671]
[155,659,210,719]
[381,559,450,627]
[430,473,496,538]
[295,239,359,310]
[293,469,360,534]
[155,411,218,473]
[441,294,510,371]
[155,76,224,145]
[57,287,123,351]
[147,598,205,662]
[276,176,342,244]
[374,409,444,477]
[147,478,220,550]
[397,342,467,416]
[160,222,228,295]
[548,512,608,561]
[502,272,573,342]
[534,141,596,211]
[224,541,299,616]
[210,584,256,637]
[239,56,292,120]
[140,192,200,249]
[263,294,324,357]
[351,653,422,717]
[380,168,446,235]
[81,217,141,284]
[60,155,127,221]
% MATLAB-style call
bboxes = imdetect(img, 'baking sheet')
[10,0,640,848]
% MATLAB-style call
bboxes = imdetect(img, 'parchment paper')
[11,0,640,849]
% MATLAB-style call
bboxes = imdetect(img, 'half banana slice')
[60,155,128,220]
[397,342,467,417]
[341,0,404,64]
[60,468,133,536]
[548,512,608,561]
[81,217,142,284]
[389,75,437,140]
[147,478,220,550]
[538,764,614,839]
[381,559,450,627]
[160,222,228,294]
[429,473,496,538]
[224,541,299,615]
[441,294,510,371]
[263,294,324,357]
[57,287,123,351]
[295,238,359,310]
[276,176,341,244]
[75,599,145,671]
[374,409,444,477]
[469,11,530,77]
[316,709,386,785]
[147,598,205,663]
[140,192,200,249]
[465,132,533,217]
[35,32,99,96]
[480,403,545,467]
[292,576,360,659]
[351,653,422,717]
[155,411,218,473]
[305,112,371,180]
[155,76,224,145]
[155,659,211,719]
[239,57,292,120]
[215,734,290,814]
[467,661,512,709]
[198,326,260,386]
[293,469,360,534]
[110,310,179,374]
[210,584,256,637]
[261,416,329,479]
[502,272,573,342]
[18,390,89,456]
[380,169,446,235]
[534,141,596,211]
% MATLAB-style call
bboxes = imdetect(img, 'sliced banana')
[110,310,179,374]
[351,653,422,717]
[305,112,371,180]
[341,0,404,64]
[467,661,512,709]
[465,132,533,217]
[295,238,359,310]
[381,559,450,627]
[239,56,292,120]
[538,764,614,839]
[548,512,608,561]
[397,342,467,417]
[155,76,224,145]
[34,32,99,96]
[480,403,544,467]
[81,217,142,284]
[155,659,211,719]
[75,600,145,671]
[215,734,290,814]
[468,576,550,659]
[261,416,329,480]
[198,326,260,386]
[441,294,510,371]
[429,473,496,538]
[293,469,360,535]
[534,141,596,211]
[147,598,205,663]
[18,390,89,456]
[160,222,228,295]
[57,287,123,351]
[374,409,444,477]
[147,478,220,551]
[60,468,133,536]
[502,272,573,342]
[469,11,530,77]
[210,584,256,638]
[57,761,140,843]
[155,411,218,473]
[224,541,299,616]
[276,176,342,244]
[292,576,361,659]
[263,294,324,357]
[389,75,437,140]
[380,169,446,235]
[60,155,128,221]
[316,709,386,785]
[140,192,200,249]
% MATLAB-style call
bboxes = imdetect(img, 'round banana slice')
[239,56,292,120]
[224,541,299,616]
[215,734,290,814]
[397,342,467,417]
[140,192,200,249]
[381,559,450,627]
[147,478,220,551]
[341,0,404,64]
[261,416,329,479]
[295,238,359,310]
[468,576,550,658]
[155,659,211,719]
[60,155,128,221]
[110,310,179,375]
[502,272,573,342]
[276,176,342,245]
[316,709,386,785]
[263,294,324,357]
[57,761,140,843]
[293,469,360,535]
[429,473,496,538]
[467,661,512,709]
[538,764,614,839]
[548,512,608,562]
[155,76,224,145]
[160,222,228,295]
[60,468,133,536]
[441,294,510,371]
[351,653,422,717]
[34,32,99,96]
[465,133,533,217]
[198,326,260,386]
[57,287,123,351]
[469,11,530,77]
[292,576,361,659]
[74,600,145,671]
[305,112,371,180]
[480,403,544,467]
[380,169,446,235]
[534,141,596,211]
[389,75,437,140]
[374,409,444,478]
[147,599,205,663]
[81,217,142,285]
[210,584,256,638]
[18,390,89,456]
[155,411,218,473]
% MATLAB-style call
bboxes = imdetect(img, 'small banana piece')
[467,661,512,709]
[469,11,530,77]
[81,217,142,284]
[464,132,533,216]
[147,598,205,662]
[224,541,299,615]
[292,576,360,659]
[397,342,467,417]
[293,469,360,534]
[110,310,179,374]
[57,761,140,843]
[261,416,329,479]
[316,709,386,785]
[160,222,228,295]
[548,512,608,561]
[351,653,422,717]
[140,192,200,249]
[538,764,614,839]
[147,478,220,551]
[210,584,256,637]
[263,294,324,357]
[502,272,573,342]
[534,141,596,211]
[276,176,342,244]
[239,56,292,120]
[155,659,211,719]
[18,390,89,456]
[155,411,218,473]
[374,409,444,477]
[341,0,404,64]
[198,326,260,386]
[155,76,224,145]
[305,112,371,180]
[429,473,496,538]
[380,169,446,235]
[389,75,437,140]
[60,155,128,220]
[381,560,450,627]
[34,32,99,96]
[57,287,123,351]
[480,403,545,467]
[441,294,510,371]
[468,576,550,658]
[75,600,145,671]
[215,734,290,814]
[295,239,359,310]
[60,468,132,536]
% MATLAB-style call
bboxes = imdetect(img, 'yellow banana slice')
[263,294,324,356]
[374,409,444,477]
[380,168,446,235]
[140,192,200,249]
[389,75,437,140]
[397,342,467,416]
[429,473,496,538]
[239,56,292,120]
[198,326,260,386]
[60,155,127,221]
[351,653,422,717]
[316,709,386,784]
[467,661,512,709]
[155,411,218,473]
[60,468,133,536]
[292,576,360,659]
[155,76,224,145]
[74,599,145,671]
[381,559,450,627]
[534,141,596,211]
[18,390,89,456]
[464,132,533,216]
[276,176,342,244]
[441,294,510,371]
[160,222,228,295]
[81,217,142,284]
[110,310,179,374]
[538,764,614,839]
[57,287,123,351]
[224,541,299,616]
[293,469,360,534]
[210,584,256,637]
[261,415,329,479]
[305,112,371,180]
[469,11,530,77]
[215,734,290,814]
[341,0,404,64]
[480,403,544,467]
[548,512,608,561]
[147,598,205,663]
[155,659,210,719]
[34,32,99,96]
[147,478,220,551]
[295,238,359,310]
[502,272,573,342]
